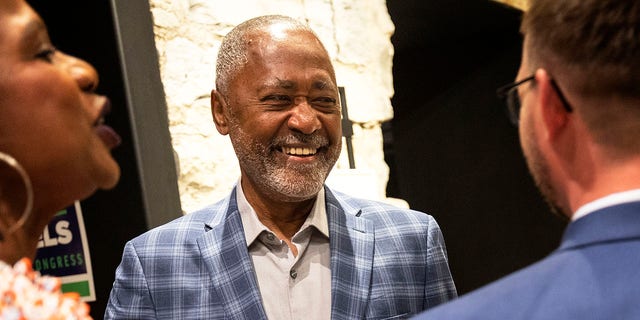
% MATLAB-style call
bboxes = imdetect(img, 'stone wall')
[149,0,399,212]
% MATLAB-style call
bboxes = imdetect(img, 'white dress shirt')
[237,182,331,320]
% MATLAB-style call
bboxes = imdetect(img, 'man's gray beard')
[229,121,340,203]
[252,162,328,202]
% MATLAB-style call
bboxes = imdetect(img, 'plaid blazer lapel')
[326,188,375,319]
[196,189,267,320]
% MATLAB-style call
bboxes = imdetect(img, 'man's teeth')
[282,147,317,155]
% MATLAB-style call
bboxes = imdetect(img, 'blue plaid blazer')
[105,186,457,319]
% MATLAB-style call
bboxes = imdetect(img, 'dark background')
[27,0,567,317]
[28,1,150,318]
[385,0,566,294]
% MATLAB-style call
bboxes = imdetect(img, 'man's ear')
[211,89,229,135]
[535,69,569,140]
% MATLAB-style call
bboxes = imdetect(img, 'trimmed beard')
[228,120,340,203]
[522,127,568,219]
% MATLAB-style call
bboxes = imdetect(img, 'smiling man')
[105,15,456,320]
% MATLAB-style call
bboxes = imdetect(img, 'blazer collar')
[196,188,267,319]
[559,201,640,251]
[325,187,375,319]
[195,186,375,319]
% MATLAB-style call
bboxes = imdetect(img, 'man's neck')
[239,180,317,239]
[253,199,315,239]
[567,157,640,217]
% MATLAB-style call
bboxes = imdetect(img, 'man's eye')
[315,97,336,104]
[262,95,291,103]
[35,48,56,62]
[313,97,338,109]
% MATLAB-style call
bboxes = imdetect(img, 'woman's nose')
[63,53,99,92]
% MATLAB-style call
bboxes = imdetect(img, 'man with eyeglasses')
[413,0,640,319]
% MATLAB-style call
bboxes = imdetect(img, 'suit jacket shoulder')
[106,191,267,319]
[326,188,457,318]
[127,196,230,248]
[413,202,640,320]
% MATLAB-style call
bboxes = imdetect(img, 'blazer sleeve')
[424,217,458,308]
[105,241,158,320]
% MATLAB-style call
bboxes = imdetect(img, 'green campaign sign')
[34,201,96,301]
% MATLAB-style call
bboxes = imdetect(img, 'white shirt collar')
[572,189,640,221]
[236,179,329,246]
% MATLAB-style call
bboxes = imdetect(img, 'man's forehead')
[245,32,330,64]
[247,30,317,48]
[259,78,335,90]
[265,22,296,40]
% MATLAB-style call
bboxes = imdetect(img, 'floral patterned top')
[0,258,92,319]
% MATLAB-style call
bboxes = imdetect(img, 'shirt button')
[290,269,297,279]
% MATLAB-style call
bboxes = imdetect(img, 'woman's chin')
[97,161,121,190]
[89,147,121,191]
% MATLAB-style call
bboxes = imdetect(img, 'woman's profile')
[0,0,121,317]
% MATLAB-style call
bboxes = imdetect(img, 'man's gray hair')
[215,15,319,97]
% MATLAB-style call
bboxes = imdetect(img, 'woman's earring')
[0,152,33,236]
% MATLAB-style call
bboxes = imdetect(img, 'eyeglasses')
[496,75,573,126]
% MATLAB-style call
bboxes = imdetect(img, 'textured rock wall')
[149,0,398,212]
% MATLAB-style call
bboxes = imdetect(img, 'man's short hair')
[215,15,320,98]
[521,0,640,153]
[521,0,640,99]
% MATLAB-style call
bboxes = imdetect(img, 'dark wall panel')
[27,1,180,317]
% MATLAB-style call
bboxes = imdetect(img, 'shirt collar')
[573,189,640,221]
[236,180,329,247]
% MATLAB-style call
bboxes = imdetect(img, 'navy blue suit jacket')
[414,201,640,320]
